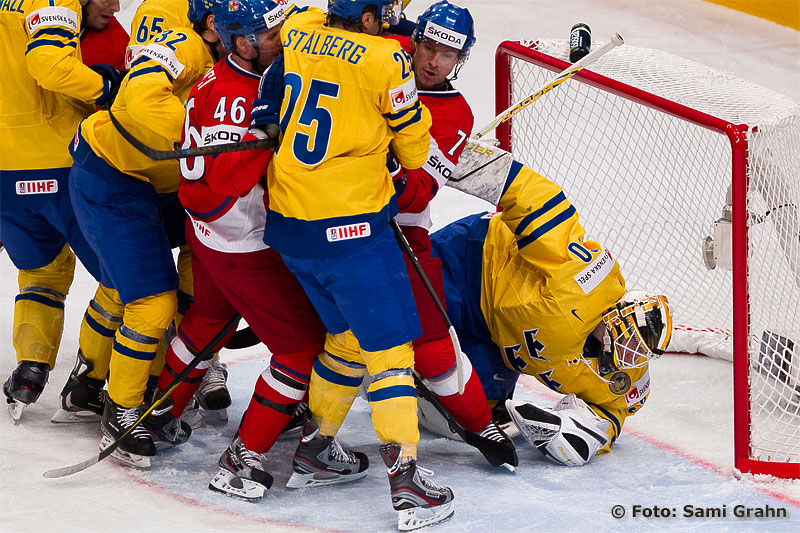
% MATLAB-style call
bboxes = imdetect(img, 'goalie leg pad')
[507,394,610,466]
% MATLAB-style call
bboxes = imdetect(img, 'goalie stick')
[42,314,241,479]
[473,33,624,140]
[390,219,466,394]
[108,111,277,161]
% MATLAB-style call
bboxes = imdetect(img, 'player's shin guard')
[364,342,419,459]
[238,349,317,454]
[157,335,211,417]
[308,332,367,437]
[12,245,75,369]
[107,292,176,408]
[78,283,123,381]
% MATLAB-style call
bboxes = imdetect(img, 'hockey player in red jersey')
[386,1,517,469]
[149,0,346,500]
[79,0,128,70]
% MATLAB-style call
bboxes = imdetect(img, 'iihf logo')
[329,228,339,241]
[228,0,240,11]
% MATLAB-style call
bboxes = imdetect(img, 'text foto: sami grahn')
[683,504,788,518]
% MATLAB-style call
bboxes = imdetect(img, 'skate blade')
[208,469,266,501]
[285,469,367,489]
[99,435,151,469]
[398,502,454,531]
[500,463,516,473]
[7,401,24,424]
[180,407,203,430]
[51,408,101,424]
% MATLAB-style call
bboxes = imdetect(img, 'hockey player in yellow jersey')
[247,1,453,529]
[426,139,673,467]
[1,0,124,421]
[67,0,219,467]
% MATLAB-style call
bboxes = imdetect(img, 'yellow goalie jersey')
[481,161,650,443]
[265,7,432,257]
[0,0,104,171]
[79,27,214,193]
[125,0,191,69]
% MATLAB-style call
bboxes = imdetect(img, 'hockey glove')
[250,55,284,140]
[92,64,126,110]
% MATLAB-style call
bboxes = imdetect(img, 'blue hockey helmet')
[213,0,286,50]
[327,0,404,26]
[413,0,476,56]
[188,0,217,24]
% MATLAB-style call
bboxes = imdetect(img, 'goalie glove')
[250,54,283,140]
[91,64,126,110]
[506,394,610,466]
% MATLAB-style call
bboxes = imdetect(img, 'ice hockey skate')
[180,396,204,430]
[194,359,230,423]
[100,398,156,468]
[464,420,518,470]
[380,443,454,531]
[278,401,308,440]
[51,350,105,424]
[506,394,611,466]
[143,391,192,447]
[3,360,49,424]
[209,433,274,501]
[286,417,368,489]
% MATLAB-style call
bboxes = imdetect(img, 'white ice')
[2,1,799,531]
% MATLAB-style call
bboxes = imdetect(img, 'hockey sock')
[414,336,491,433]
[79,283,123,381]
[158,336,208,416]
[238,349,316,454]
[13,245,75,369]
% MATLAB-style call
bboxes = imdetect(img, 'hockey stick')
[413,373,467,440]
[108,111,277,161]
[390,219,466,394]
[43,314,241,479]
[473,33,624,140]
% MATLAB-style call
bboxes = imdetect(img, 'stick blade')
[43,453,100,479]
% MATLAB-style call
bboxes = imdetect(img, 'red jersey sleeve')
[398,90,474,213]
[80,16,130,70]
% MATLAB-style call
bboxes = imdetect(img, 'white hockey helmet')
[601,290,673,369]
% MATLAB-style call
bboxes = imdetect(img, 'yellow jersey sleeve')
[24,0,103,103]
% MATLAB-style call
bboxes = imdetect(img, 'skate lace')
[329,438,358,465]
[198,360,227,394]
[477,422,507,442]
[415,465,446,491]
[120,407,148,437]
[236,441,265,469]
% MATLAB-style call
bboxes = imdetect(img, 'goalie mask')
[601,291,672,370]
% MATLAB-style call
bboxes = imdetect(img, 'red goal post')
[494,39,799,479]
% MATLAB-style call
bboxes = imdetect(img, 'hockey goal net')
[495,39,799,479]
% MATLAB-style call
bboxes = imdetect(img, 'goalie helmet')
[188,0,217,24]
[601,290,673,370]
[327,0,404,26]
[412,0,476,56]
[213,0,286,50]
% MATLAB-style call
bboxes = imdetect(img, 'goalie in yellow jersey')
[422,138,673,467]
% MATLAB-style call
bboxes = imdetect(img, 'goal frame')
[494,40,799,479]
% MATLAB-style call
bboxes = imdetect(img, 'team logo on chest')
[607,372,631,395]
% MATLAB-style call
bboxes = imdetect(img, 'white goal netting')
[499,39,799,472]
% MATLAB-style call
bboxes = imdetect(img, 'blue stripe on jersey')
[26,39,77,53]
[128,65,174,83]
[418,90,461,98]
[32,27,76,40]
[384,100,421,121]
[390,106,423,132]
[83,311,116,338]
[517,205,576,249]
[183,196,235,221]
[515,191,567,235]
[500,160,523,199]
[312,358,363,388]
[14,292,64,309]
[367,384,416,402]
[112,339,156,361]
[592,403,620,445]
